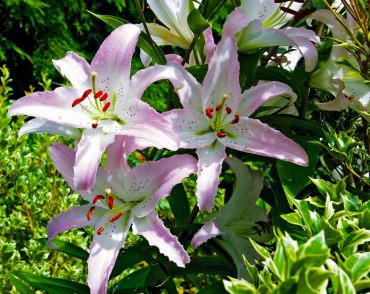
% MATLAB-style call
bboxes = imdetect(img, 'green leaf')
[45,238,89,260]
[201,0,227,19]
[88,12,166,64]
[359,209,370,229]
[186,64,208,83]
[311,178,346,202]
[198,281,228,294]
[167,183,190,228]
[249,239,271,260]
[344,252,370,282]
[341,229,370,252]
[239,51,264,90]
[297,268,331,294]
[255,66,292,86]
[112,267,153,291]
[8,272,34,294]
[111,241,155,278]
[187,9,209,35]
[224,278,257,294]
[169,256,233,276]
[277,140,320,205]
[12,271,89,294]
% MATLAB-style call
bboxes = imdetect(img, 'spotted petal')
[130,154,197,218]
[47,205,103,244]
[114,99,179,151]
[19,118,81,139]
[52,51,91,89]
[163,109,214,149]
[132,212,190,267]
[91,24,140,99]
[74,128,116,192]
[128,64,203,112]
[238,82,297,117]
[87,213,132,294]
[222,8,249,37]
[202,36,241,113]
[196,142,227,212]
[8,87,94,129]
[222,117,308,166]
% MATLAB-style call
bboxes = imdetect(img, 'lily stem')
[182,33,201,66]
[134,0,166,65]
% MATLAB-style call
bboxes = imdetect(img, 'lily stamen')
[94,91,103,99]
[217,132,227,138]
[93,194,105,204]
[108,196,114,209]
[97,227,104,235]
[99,93,108,102]
[87,206,95,221]
[231,114,240,124]
[102,102,111,112]
[110,213,123,223]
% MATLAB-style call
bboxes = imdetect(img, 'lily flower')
[192,157,272,277]
[164,35,308,212]
[309,10,370,120]
[138,0,216,67]
[224,0,320,72]
[47,137,197,294]
[8,24,182,191]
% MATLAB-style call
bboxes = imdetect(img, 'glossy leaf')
[167,183,190,228]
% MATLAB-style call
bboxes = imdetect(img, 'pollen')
[217,132,227,138]
[205,107,213,119]
[231,114,240,124]
[102,102,111,112]
[226,106,232,114]
[87,206,95,221]
[99,93,108,101]
[110,213,123,223]
[82,89,93,98]
[108,196,114,209]
[94,91,103,99]
[72,98,82,107]
[97,227,105,235]
[93,194,105,204]
[92,123,98,129]
[215,104,222,111]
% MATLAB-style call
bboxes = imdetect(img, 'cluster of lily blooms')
[9,0,366,293]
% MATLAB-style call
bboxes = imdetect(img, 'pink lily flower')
[47,137,197,294]
[192,157,272,278]
[224,0,320,72]
[8,24,182,192]
[164,36,308,212]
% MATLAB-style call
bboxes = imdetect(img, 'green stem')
[182,33,201,66]
[134,0,165,65]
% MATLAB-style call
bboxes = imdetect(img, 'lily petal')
[222,117,308,166]
[223,7,250,37]
[191,221,222,248]
[239,82,297,117]
[132,212,190,267]
[196,142,227,212]
[204,27,216,63]
[8,87,93,128]
[91,24,140,98]
[115,98,179,151]
[237,20,293,52]
[318,92,352,111]
[74,129,116,192]
[163,109,214,148]
[47,205,102,244]
[202,36,241,113]
[283,28,319,72]
[145,23,190,48]
[52,51,91,89]
[88,213,131,294]
[147,0,193,46]
[129,64,203,112]
[49,142,76,189]
[130,154,197,217]
[19,118,81,139]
